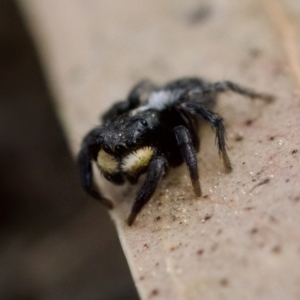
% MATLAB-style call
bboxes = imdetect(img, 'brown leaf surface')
[19,0,300,299]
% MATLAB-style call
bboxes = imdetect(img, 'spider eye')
[126,140,137,148]
[140,120,148,126]
[103,144,111,153]
[115,144,126,154]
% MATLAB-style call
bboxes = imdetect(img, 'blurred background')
[0,1,138,299]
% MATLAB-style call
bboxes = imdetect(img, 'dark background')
[0,1,138,299]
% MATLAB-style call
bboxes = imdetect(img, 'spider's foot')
[222,153,232,173]
[127,211,137,226]
[192,180,202,197]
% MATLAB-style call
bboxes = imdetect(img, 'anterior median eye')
[103,144,111,153]
[140,119,148,126]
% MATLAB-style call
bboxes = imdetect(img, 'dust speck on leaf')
[272,245,281,253]
[250,178,270,192]
[250,228,258,234]
[197,249,204,255]
[202,214,212,223]
[220,278,229,286]
[248,48,262,58]
[245,119,254,126]
[244,206,255,211]
[235,134,244,141]
[150,289,159,297]
[186,5,212,25]
[258,178,270,186]
[211,243,218,252]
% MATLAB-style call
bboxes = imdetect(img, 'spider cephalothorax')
[78,77,273,225]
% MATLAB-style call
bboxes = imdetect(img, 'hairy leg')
[78,128,113,208]
[177,107,200,152]
[174,125,201,196]
[189,80,274,103]
[127,155,167,226]
[182,102,232,172]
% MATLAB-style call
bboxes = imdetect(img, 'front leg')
[127,155,167,226]
[78,128,113,208]
[174,125,201,197]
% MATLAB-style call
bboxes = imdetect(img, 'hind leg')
[102,80,157,123]
[188,80,273,103]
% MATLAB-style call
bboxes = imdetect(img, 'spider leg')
[127,79,157,104]
[78,128,113,208]
[102,79,157,123]
[181,102,232,173]
[177,107,200,152]
[174,125,201,197]
[127,155,167,226]
[189,80,274,102]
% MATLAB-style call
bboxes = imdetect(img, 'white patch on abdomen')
[130,89,183,115]
[147,90,182,110]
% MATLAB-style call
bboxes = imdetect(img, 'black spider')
[78,77,273,226]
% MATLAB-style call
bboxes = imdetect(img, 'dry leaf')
[19,0,300,298]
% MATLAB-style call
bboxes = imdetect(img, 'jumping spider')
[78,77,272,225]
